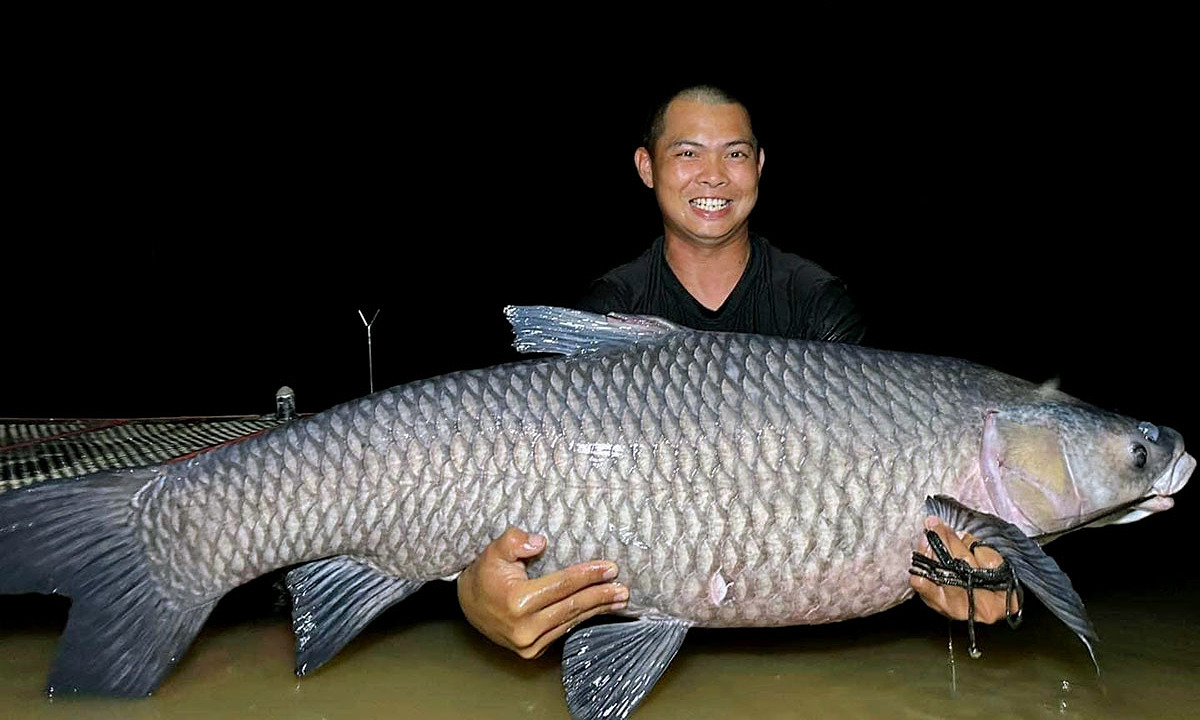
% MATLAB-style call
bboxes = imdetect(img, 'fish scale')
[129,331,988,625]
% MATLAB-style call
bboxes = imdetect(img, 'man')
[577,85,865,343]
[457,86,1016,659]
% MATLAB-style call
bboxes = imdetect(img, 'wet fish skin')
[139,322,1185,628]
[0,306,1191,710]
[137,332,995,624]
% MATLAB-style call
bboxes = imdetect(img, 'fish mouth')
[1100,449,1195,525]
[1037,451,1194,540]
[1156,450,1195,497]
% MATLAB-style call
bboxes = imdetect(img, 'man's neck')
[662,232,752,311]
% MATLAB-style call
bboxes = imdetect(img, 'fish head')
[981,403,1193,537]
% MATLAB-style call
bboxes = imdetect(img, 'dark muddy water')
[1,522,1196,720]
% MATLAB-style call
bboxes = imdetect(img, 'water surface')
[2,547,1196,720]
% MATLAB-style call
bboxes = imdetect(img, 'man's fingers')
[520,601,629,660]
[492,526,546,563]
[510,582,628,651]
[924,517,978,568]
[910,573,960,619]
[460,530,630,659]
[514,561,620,614]
[920,521,1004,572]
[914,520,1021,623]
[958,534,1019,617]
[533,582,629,634]
[962,532,1005,570]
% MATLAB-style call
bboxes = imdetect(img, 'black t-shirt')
[576,235,866,343]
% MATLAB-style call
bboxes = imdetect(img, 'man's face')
[636,99,765,248]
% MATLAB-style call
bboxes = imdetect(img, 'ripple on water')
[1,584,1198,719]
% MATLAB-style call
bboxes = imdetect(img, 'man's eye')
[678,150,695,158]
[730,151,745,158]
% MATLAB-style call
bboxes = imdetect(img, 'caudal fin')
[0,469,217,696]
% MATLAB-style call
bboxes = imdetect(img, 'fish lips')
[1096,450,1194,526]
[1155,449,1195,497]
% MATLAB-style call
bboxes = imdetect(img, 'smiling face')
[635,98,765,249]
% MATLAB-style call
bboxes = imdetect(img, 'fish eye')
[1131,443,1148,469]
[1138,421,1160,444]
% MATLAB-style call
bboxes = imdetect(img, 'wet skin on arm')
[456,527,629,659]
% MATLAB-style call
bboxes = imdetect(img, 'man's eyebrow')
[666,139,755,149]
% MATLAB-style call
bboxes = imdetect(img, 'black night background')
[2,13,1195,694]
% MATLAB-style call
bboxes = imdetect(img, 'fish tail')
[0,469,216,696]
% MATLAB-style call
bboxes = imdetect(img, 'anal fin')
[286,555,424,676]
[562,617,690,720]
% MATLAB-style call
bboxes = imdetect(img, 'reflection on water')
[1,529,1198,720]
[2,580,1197,720]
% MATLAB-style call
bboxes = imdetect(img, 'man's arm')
[457,527,629,659]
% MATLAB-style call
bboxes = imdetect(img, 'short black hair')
[643,85,759,157]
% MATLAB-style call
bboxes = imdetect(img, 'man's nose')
[698,156,728,186]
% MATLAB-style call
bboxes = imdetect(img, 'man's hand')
[910,516,1020,623]
[457,527,629,659]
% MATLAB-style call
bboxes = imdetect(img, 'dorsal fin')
[504,306,684,357]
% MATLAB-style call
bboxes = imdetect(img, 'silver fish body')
[1,306,1191,712]
[136,322,1187,627]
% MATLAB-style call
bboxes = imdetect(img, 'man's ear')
[757,147,765,175]
[634,147,655,188]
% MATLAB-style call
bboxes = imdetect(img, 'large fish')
[0,306,1192,719]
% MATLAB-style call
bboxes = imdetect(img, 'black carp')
[0,306,1192,719]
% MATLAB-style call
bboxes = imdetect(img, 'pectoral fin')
[562,617,690,720]
[924,494,1099,672]
[286,555,424,676]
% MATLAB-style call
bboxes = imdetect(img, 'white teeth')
[690,198,731,212]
